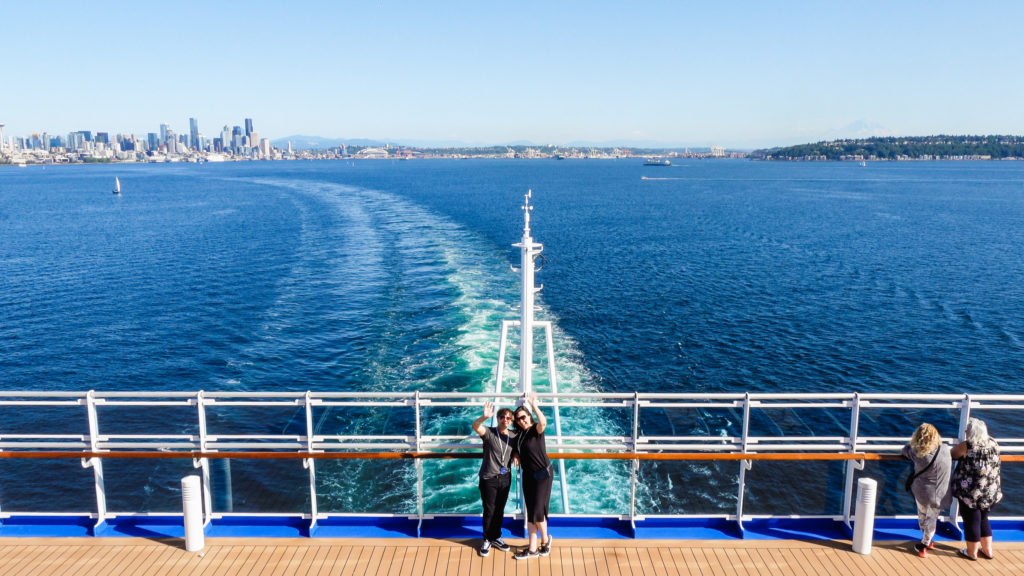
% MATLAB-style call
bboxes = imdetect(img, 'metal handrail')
[2,390,1022,530]
[9,449,1023,461]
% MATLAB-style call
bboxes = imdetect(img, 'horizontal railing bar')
[97,435,194,440]
[314,436,414,441]
[207,435,305,440]
[618,401,737,406]
[0,435,88,440]
[199,401,305,407]
[1,391,1021,400]
[94,401,195,407]
[0,401,85,406]
[0,450,898,460]
[310,402,413,407]
[0,443,91,449]
[6,450,1022,462]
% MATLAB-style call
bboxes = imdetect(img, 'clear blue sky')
[4,1,1024,149]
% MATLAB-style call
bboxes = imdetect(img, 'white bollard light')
[182,475,205,552]
[852,477,877,554]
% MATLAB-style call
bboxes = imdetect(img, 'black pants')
[959,499,993,543]
[479,474,512,542]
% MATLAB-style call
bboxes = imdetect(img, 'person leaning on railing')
[472,401,517,557]
[950,417,1002,561]
[901,423,952,558]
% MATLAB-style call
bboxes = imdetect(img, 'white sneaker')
[478,539,491,557]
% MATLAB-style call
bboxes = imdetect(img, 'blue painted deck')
[3,514,1023,543]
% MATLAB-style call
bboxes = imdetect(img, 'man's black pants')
[479,474,512,542]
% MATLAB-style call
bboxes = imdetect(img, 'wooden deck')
[2,537,1022,576]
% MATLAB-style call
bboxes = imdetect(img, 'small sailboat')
[112,177,121,195]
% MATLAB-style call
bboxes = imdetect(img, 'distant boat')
[112,177,121,195]
[644,158,671,166]
[860,161,867,167]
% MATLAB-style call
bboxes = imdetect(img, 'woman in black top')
[512,391,553,560]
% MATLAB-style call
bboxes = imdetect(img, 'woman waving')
[512,391,553,560]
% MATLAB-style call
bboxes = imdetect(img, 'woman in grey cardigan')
[902,422,952,558]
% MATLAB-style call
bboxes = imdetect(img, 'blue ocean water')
[2,159,1023,516]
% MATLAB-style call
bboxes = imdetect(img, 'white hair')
[965,417,990,445]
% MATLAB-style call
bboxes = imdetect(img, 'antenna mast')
[514,190,542,393]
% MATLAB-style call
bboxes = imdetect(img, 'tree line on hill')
[754,135,1024,160]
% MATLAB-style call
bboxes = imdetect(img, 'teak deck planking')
[0,537,1021,576]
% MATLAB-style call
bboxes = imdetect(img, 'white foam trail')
[228,177,633,514]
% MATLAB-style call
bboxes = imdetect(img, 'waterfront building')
[356,146,389,159]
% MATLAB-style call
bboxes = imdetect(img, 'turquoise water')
[2,159,1023,516]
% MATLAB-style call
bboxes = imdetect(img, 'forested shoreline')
[754,136,1024,160]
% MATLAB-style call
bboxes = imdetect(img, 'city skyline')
[4,2,1024,149]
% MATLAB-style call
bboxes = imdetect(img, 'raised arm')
[525,392,547,434]
[472,401,495,438]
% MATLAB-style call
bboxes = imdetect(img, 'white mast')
[513,190,542,393]
[495,191,569,511]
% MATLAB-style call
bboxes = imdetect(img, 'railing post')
[735,393,751,535]
[948,394,973,537]
[495,321,511,400]
[415,391,424,536]
[195,390,214,523]
[544,322,570,514]
[83,390,108,531]
[630,391,640,534]
[843,393,863,530]
[304,391,318,533]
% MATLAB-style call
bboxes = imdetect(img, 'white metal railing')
[1,390,1022,535]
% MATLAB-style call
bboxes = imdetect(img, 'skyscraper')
[160,123,170,145]
[232,126,244,152]
[244,118,254,139]
[189,118,200,151]
[165,128,177,153]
